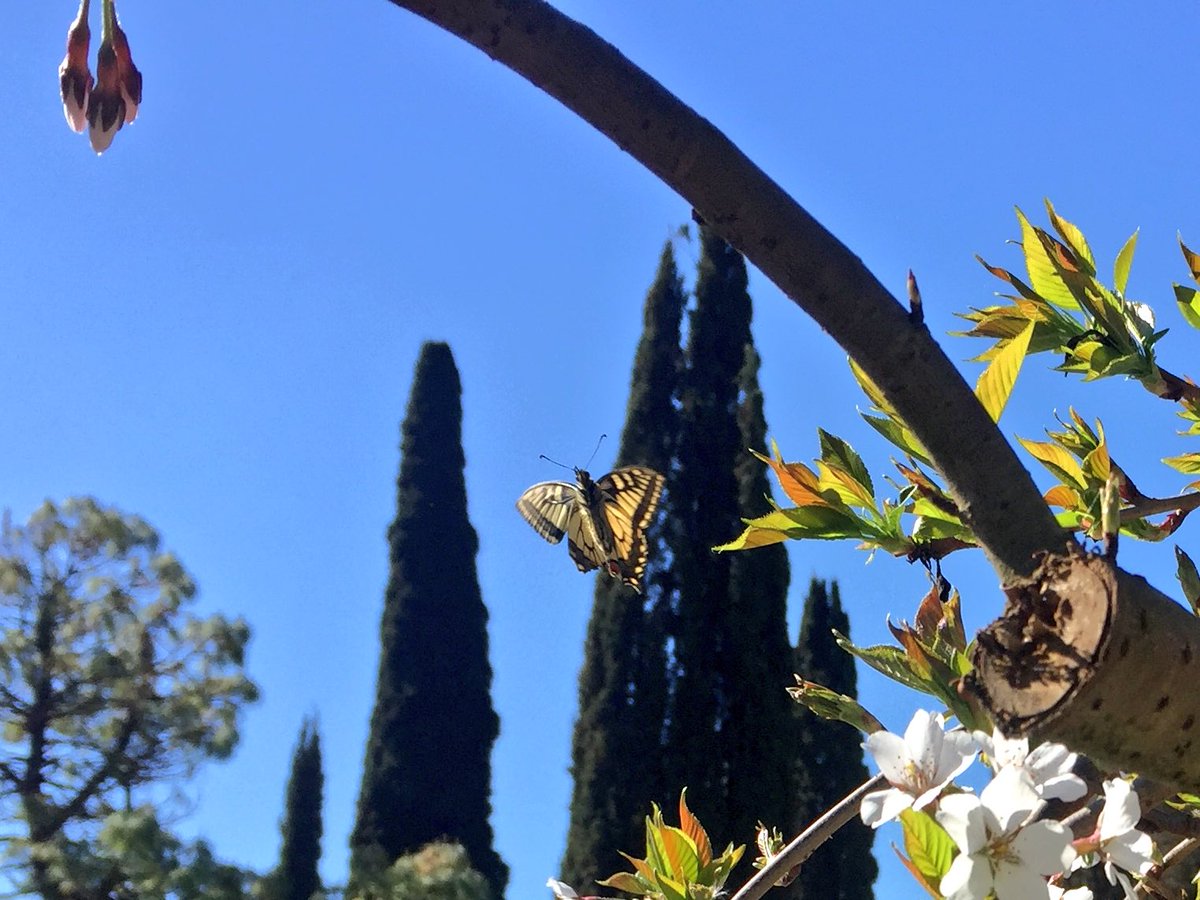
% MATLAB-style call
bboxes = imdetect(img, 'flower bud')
[58,2,93,133]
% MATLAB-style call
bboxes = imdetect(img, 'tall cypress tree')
[350,342,507,898]
[792,580,876,900]
[724,345,796,855]
[662,227,796,855]
[264,717,324,900]
[560,243,684,889]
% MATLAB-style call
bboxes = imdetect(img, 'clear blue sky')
[5,2,1200,897]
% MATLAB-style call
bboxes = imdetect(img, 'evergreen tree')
[662,227,796,856]
[792,580,876,900]
[350,342,507,898]
[724,345,796,857]
[560,243,685,888]
[264,717,324,900]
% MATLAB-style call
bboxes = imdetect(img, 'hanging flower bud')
[110,14,141,125]
[87,0,141,153]
[87,40,124,153]
[58,0,93,133]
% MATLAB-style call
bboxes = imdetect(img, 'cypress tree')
[792,580,876,900]
[560,243,684,889]
[663,227,796,855]
[265,717,324,900]
[350,342,507,898]
[724,344,796,855]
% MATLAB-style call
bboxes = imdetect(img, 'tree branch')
[383,0,1068,582]
[729,774,886,900]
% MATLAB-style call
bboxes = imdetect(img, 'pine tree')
[663,227,796,855]
[560,243,684,889]
[350,342,507,898]
[792,580,876,900]
[264,717,324,900]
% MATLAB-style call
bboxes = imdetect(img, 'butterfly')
[516,466,665,593]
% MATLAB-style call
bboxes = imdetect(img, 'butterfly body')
[516,465,664,593]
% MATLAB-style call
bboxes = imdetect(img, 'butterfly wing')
[593,466,665,593]
[516,481,582,545]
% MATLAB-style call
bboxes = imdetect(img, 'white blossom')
[546,877,580,899]
[1096,778,1154,896]
[973,728,1086,802]
[936,766,1074,900]
[859,709,977,828]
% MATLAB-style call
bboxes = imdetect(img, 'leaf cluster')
[598,792,744,900]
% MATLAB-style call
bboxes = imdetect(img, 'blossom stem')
[730,774,887,900]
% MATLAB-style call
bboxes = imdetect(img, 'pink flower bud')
[87,40,124,153]
[58,6,93,133]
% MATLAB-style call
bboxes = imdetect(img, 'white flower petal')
[905,709,945,778]
[864,730,913,785]
[546,878,579,899]
[859,786,914,828]
[993,857,1053,900]
[940,851,992,900]
[1011,821,1074,876]
[1105,830,1154,876]
[980,765,1039,833]
[937,793,987,854]
[1038,771,1087,802]
[1099,779,1141,841]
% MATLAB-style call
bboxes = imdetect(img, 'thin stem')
[729,774,886,900]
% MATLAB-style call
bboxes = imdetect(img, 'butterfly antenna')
[538,453,574,472]
[584,434,607,470]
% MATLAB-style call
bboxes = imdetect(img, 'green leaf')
[1174,284,1200,331]
[1164,453,1200,475]
[818,430,875,500]
[860,414,932,466]
[787,677,885,733]
[834,632,934,695]
[975,320,1034,422]
[596,872,646,894]
[899,808,956,884]
[1045,199,1096,275]
[1018,437,1087,488]
[660,827,700,883]
[1114,228,1139,295]
[1016,208,1079,309]
[1175,547,1200,616]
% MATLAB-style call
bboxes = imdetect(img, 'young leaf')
[1174,284,1200,331]
[1181,235,1200,285]
[899,807,956,885]
[1176,546,1200,615]
[1016,208,1079,309]
[678,790,712,868]
[1164,453,1200,475]
[1114,228,1139,295]
[818,429,875,499]
[975,320,1034,422]
[1045,199,1096,274]
[787,677,885,733]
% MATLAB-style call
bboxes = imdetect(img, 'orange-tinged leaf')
[975,320,1034,422]
[1045,199,1096,274]
[892,846,944,899]
[817,461,876,510]
[1018,437,1087,488]
[754,447,825,506]
[1182,236,1200,285]
[679,790,712,868]
[975,255,1043,302]
[660,827,699,882]
[1043,485,1080,508]
[597,871,645,893]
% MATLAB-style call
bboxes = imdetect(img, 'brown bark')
[969,547,1200,787]
[383,0,1200,791]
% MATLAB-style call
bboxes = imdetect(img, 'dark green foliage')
[724,345,797,858]
[264,718,324,900]
[662,227,795,861]
[560,243,684,889]
[792,580,876,900]
[350,342,507,898]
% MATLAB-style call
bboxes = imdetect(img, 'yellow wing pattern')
[516,465,665,593]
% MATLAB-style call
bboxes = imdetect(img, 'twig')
[729,774,885,900]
